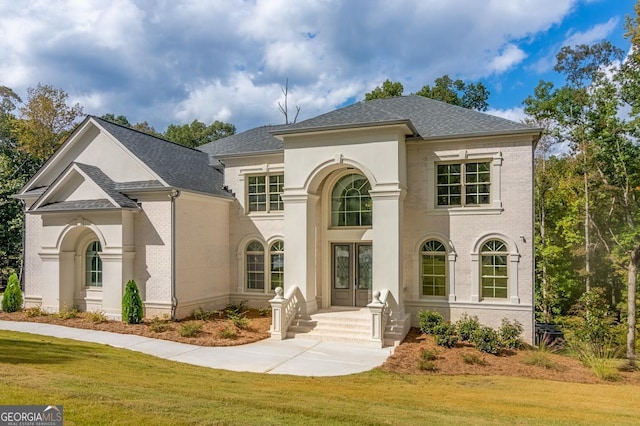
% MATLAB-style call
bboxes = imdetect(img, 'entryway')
[331,243,372,307]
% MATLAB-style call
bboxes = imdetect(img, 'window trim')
[415,235,457,301]
[470,234,520,304]
[420,240,447,298]
[246,173,284,214]
[330,172,373,228]
[427,150,503,215]
[84,240,103,288]
[480,239,508,299]
[242,238,284,294]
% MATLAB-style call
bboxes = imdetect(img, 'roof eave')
[411,127,544,143]
[270,119,417,138]
[212,150,284,160]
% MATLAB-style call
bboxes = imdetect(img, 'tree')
[415,75,489,111]
[122,279,144,324]
[131,121,163,137]
[13,84,83,162]
[278,78,300,124]
[364,79,404,100]
[100,113,131,127]
[2,273,23,312]
[164,119,235,148]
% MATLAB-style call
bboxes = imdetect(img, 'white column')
[370,186,405,313]
[100,252,125,320]
[282,190,319,314]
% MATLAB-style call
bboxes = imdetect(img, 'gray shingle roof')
[35,199,120,212]
[91,116,230,197]
[198,125,287,158]
[275,96,537,139]
[74,163,139,208]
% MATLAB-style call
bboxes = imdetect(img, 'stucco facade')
[18,96,540,344]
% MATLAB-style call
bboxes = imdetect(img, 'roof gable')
[31,163,139,213]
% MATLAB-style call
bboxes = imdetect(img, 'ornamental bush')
[498,318,524,349]
[122,279,144,324]
[2,273,23,313]
[472,326,501,355]
[418,310,444,334]
[433,323,458,348]
[456,313,481,342]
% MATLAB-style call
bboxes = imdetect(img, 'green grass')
[2,331,640,425]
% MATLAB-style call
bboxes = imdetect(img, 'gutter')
[169,189,181,320]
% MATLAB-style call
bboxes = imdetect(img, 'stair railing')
[367,289,390,347]
[269,286,304,340]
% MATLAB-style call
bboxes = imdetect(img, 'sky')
[0,0,636,133]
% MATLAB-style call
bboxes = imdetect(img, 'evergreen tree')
[122,279,144,324]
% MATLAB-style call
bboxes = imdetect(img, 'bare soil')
[1,311,639,384]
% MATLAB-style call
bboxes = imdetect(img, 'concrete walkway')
[0,320,393,377]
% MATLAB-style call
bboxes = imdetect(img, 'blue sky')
[0,0,636,132]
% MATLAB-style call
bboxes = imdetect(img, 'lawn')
[1,331,640,425]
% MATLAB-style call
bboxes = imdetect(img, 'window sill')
[427,206,503,216]
[244,211,284,220]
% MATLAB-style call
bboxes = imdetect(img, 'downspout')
[169,190,181,320]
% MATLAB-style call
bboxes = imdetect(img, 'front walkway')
[0,320,393,376]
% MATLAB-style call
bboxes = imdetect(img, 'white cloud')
[487,107,527,123]
[488,44,528,74]
[564,17,619,46]
[1,0,627,131]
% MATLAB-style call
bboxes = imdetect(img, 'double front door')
[331,243,372,307]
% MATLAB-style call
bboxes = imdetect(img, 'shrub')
[433,323,458,348]
[58,305,79,319]
[418,310,444,334]
[88,310,108,324]
[192,307,216,321]
[2,273,23,313]
[419,348,438,361]
[258,306,272,316]
[24,306,47,318]
[178,322,202,338]
[217,326,237,339]
[224,300,249,317]
[461,353,488,366]
[150,316,171,333]
[472,326,501,355]
[122,279,144,324]
[572,341,621,381]
[456,313,481,341]
[522,351,561,371]
[228,313,250,330]
[498,318,523,349]
[417,359,437,372]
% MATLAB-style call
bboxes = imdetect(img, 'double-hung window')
[436,162,490,207]
[247,174,284,213]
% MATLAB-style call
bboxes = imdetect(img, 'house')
[17,95,541,346]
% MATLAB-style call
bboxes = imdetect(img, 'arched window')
[246,241,265,290]
[269,240,284,290]
[481,239,508,298]
[331,173,372,227]
[421,240,446,297]
[85,241,102,287]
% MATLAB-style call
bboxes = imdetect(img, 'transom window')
[437,162,490,206]
[247,174,284,212]
[85,241,102,287]
[245,240,284,292]
[331,173,372,227]
[481,239,508,298]
[421,240,446,297]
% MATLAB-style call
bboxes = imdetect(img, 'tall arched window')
[246,241,265,290]
[331,173,372,227]
[421,240,446,297]
[85,241,102,287]
[270,240,284,290]
[481,239,508,298]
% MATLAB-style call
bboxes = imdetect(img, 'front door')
[331,243,372,307]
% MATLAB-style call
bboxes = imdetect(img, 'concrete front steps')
[287,307,372,344]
